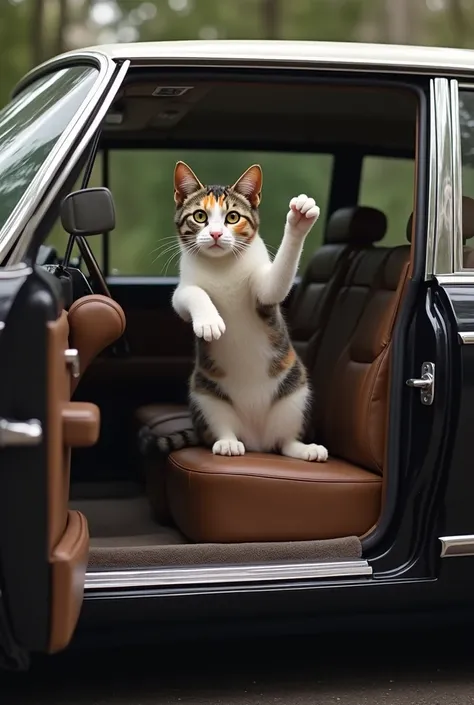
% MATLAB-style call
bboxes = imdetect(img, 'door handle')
[0,418,42,447]
[406,361,435,405]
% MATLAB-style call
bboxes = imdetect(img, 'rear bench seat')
[135,205,388,521]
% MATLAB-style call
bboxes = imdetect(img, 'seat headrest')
[406,195,474,243]
[326,206,387,245]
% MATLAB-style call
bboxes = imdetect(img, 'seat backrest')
[318,245,410,474]
[307,244,397,431]
[288,206,387,362]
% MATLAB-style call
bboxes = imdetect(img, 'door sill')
[84,559,372,591]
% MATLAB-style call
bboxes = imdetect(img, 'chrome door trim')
[0,52,116,264]
[436,273,474,285]
[6,61,130,266]
[430,78,455,277]
[458,331,474,344]
[440,535,474,557]
[84,559,372,591]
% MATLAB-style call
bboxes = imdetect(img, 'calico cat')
[167,160,328,462]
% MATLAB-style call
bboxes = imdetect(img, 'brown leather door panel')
[0,271,96,657]
[45,311,96,653]
[49,509,89,653]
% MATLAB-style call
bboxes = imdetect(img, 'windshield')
[0,65,98,234]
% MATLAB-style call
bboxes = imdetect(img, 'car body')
[1,39,474,669]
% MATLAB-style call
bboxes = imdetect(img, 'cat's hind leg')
[190,391,245,456]
[263,386,328,463]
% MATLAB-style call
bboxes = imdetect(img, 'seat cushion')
[166,448,382,543]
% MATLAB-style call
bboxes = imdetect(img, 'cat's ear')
[174,161,203,205]
[231,164,262,207]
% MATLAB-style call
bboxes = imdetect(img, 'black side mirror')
[60,187,115,237]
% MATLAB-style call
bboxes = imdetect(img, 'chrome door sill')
[84,559,372,591]
[439,534,474,557]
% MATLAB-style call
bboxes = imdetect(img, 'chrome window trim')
[84,559,372,591]
[0,51,116,264]
[7,61,130,266]
[440,534,474,557]
[436,273,474,285]
[426,80,438,279]
[451,80,464,274]
[430,78,454,277]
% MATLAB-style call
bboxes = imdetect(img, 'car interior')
[37,72,429,573]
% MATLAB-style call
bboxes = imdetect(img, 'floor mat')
[71,486,363,571]
[87,535,362,570]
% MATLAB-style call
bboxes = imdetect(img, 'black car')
[0,39,473,670]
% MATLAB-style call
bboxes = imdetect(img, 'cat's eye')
[193,209,208,223]
[226,211,240,224]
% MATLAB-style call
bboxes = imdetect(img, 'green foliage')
[1,0,472,273]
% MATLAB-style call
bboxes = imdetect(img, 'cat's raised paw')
[287,194,320,237]
[193,315,226,341]
[212,439,245,456]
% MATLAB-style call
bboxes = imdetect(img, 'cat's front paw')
[212,439,245,456]
[286,194,320,238]
[193,314,226,341]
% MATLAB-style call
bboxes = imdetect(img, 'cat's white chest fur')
[180,240,277,446]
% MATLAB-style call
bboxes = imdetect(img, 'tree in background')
[1,0,473,274]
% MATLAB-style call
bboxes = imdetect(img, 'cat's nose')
[210,231,222,241]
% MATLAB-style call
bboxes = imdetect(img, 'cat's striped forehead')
[180,185,252,213]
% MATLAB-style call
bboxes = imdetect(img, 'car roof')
[62,40,474,76]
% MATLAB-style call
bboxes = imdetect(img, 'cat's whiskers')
[162,249,182,275]
[151,242,182,264]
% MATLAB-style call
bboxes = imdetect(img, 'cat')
[164,160,328,463]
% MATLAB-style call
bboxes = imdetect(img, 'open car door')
[0,55,129,669]
[0,264,93,668]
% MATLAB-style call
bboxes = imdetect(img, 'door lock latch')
[65,348,80,378]
[406,361,435,405]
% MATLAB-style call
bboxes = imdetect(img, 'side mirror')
[60,187,115,237]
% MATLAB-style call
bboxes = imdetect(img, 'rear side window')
[0,66,98,235]
[358,156,415,246]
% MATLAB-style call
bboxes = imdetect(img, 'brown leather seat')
[167,452,381,542]
[165,243,410,542]
[136,205,388,458]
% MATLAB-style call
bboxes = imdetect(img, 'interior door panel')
[0,268,93,656]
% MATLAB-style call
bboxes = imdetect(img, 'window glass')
[358,156,415,246]
[459,91,474,268]
[0,66,98,234]
[108,150,333,276]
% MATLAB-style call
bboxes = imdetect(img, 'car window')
[106,150,334,277]
[459,90,474,269]
[358,156,415,246]
[0,66,98,234]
